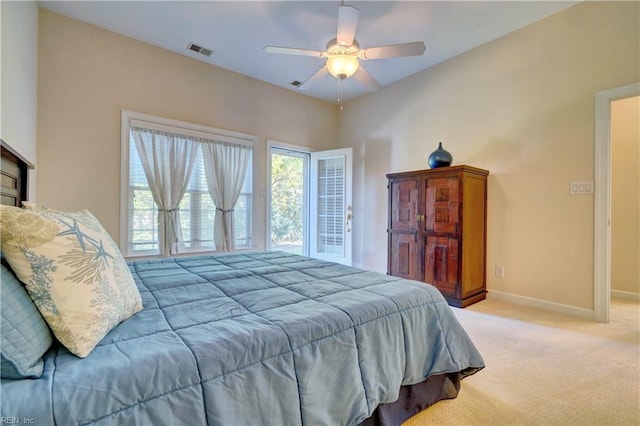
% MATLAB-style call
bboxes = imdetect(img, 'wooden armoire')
[386,165,489,307]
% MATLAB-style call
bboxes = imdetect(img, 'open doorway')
[610,96,640,301]
[268,142,353,265]
[269,145,309,255]
[594,82,640,322]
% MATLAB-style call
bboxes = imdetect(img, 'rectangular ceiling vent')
[290,81,302,87]
[187,42,213,57]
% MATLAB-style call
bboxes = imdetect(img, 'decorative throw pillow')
[0,205,143,358]
[1,255,53,379]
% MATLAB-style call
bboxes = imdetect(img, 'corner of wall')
[1,0,39,199]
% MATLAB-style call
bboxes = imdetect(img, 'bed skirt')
[360,372,462,426]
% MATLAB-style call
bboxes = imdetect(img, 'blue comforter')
[2,252,483,425]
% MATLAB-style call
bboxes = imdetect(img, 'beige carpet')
[404,298,640,425]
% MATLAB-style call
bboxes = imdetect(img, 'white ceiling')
[38,1,579,104]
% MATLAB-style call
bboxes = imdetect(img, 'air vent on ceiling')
[290,81,302,87]
[187,42,213,57]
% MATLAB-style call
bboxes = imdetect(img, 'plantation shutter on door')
[310,148,352,266]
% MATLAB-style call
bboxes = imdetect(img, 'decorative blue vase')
[427,142,452,168]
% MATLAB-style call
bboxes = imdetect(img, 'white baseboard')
[611,289,640,301]
[352,262,385,274]
[487,290,595,320]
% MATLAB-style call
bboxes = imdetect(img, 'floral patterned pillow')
[0,205,142,358]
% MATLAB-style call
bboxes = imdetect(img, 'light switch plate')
[570,181,594,195]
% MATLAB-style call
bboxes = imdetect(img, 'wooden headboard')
[1,139,34,207]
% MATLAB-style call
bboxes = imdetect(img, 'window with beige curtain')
[124,115,253,257]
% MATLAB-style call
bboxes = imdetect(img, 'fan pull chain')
[338,77,344,110]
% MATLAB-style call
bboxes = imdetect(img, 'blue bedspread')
[1,252,483,425]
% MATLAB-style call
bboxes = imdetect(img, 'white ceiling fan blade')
[337,5,359,46]
[264,46,325,58]
[353,66,381,92]
[299,66,329,91]
[360,42,426,60]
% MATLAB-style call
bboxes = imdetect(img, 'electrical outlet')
[495,265,505,278]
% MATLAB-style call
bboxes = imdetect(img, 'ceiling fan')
[264,2,426,94]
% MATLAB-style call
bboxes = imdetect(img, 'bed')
[0,141,484,425]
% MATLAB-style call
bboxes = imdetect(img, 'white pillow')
[0,205,142,358]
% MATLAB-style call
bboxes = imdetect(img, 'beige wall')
[29,2,640,312]
[1,0,38,198]
[37,9,338,248]
[338,1,639,311]
[611,96,640,295]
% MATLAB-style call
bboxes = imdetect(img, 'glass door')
[268,145,353,265]
[269,147,309,255]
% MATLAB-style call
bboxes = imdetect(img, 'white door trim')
[593,82,640,323]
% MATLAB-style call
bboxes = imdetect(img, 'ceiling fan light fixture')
[326,54,359,80]
[264,4,425,96]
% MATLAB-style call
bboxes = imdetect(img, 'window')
[121,111,255,257]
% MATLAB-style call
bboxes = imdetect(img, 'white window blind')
[316,157,344,255]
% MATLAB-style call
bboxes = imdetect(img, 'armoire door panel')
[389,232,420,280]
[390,180,419,231]
[425,177,459,234]
[425,236,459,296]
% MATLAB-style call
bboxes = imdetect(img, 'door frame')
[593,82,640,323]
